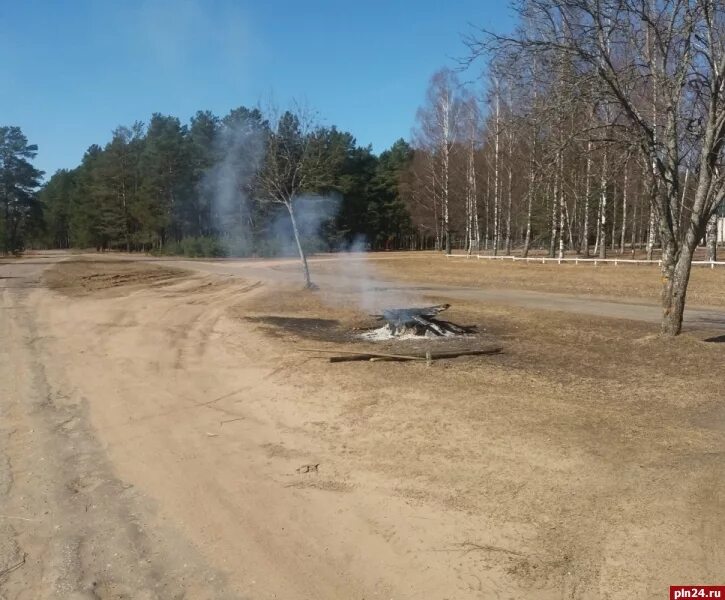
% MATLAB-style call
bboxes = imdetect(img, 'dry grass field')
[367,252,725,307]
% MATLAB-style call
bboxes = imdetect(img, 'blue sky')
[1,1,514,180]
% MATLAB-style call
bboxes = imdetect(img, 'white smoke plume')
[322,235,422,315]
[199,118,265,252]
[268,194,340,256]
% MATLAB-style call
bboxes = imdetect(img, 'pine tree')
[0,127,43,254]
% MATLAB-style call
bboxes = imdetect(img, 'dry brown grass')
[365,252,725,307]
[240,274,725,596]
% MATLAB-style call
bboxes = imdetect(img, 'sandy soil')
[1,253,723,599]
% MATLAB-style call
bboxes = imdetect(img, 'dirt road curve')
[1,253,723,599]
[0,259,237,599]
[2,255,474,599]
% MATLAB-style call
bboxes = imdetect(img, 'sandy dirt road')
[2,255,488,599]
[0,258,238,599]
[1,253,723,599]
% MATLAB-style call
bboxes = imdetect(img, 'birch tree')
[470,0,725,335]
[505,92,515,256]
[462,95,481,253]
[258,108,331,289]
[492,76,502,255]
[414,69,462,254]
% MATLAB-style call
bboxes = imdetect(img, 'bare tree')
[522,118,537,257]
[257,106,330,289]
[505,82,516,255]
[469,0,725,335]
[462,95,481,254]
[414,69,462,254]
[492,75,502,255]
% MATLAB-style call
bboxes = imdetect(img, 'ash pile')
[361,304,474,340]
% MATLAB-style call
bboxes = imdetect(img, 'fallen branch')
[0,553,26,579]
[298,348,425,361]
[336,354,425,363]
[361,347,503,362]
[300,346,503,363]
[449,542,524,557]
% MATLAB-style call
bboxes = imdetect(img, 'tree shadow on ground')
[704,334,725,343]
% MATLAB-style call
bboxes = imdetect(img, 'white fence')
[445,254,725,268]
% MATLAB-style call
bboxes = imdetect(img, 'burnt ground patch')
[244,316,354,342]
[245,314,502,360]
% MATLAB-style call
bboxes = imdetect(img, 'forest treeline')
[35,108,415,257]
[19,81,719,263]
[22,62,725,265]
[12,53,724,264]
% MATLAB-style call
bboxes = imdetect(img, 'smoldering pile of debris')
[361,304,474,340]
[296,303,503,363]
[303,303,502,363]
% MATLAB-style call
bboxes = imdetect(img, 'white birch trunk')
[549,167,558,258]
[440,93,451,255]
[646,205,657,260]
[630,191,638,255]
[505,103,513,255]
[611,181,617,252]
[484,172,490,251]
[583,141,592,256]
[523,169,534,258]
[599,149,608,259]
[493,81,501,256]
[466,143,478,254]
[523,58,537,259]
[286,200,314,289]
[707,212,718,262]
[620,159,628,254]
[558,152,565,259]
[594,190,601,256]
